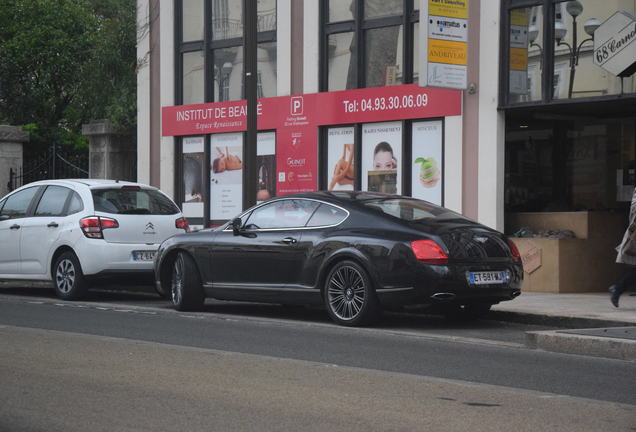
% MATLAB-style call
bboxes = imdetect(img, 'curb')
[487,310,635,329]
[526,329,636,361]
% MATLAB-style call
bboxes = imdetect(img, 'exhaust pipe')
[431,292,456,301]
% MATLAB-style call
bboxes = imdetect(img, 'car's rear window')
[363,199,467,221]
[92,188,179,215]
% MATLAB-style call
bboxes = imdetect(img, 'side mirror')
[231,217,242,235]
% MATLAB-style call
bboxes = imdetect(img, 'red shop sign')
[162,85,461,196]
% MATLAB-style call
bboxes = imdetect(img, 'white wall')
[303,0,320,94]
[136,0,151,185]
[160,0,175,199]
[444,115,463,214]
[477,0,505,231]
[277,0,291,96]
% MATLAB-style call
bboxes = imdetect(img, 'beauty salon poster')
[361,122,402,194]
[411,120,443,205]
[327,127,355,191]
[210,133,243,220]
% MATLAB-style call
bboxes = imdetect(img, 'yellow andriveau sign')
[429,39,468,65]
[429,0,468,20]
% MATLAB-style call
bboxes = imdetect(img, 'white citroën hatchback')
[0,179,188,299]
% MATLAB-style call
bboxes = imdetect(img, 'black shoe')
[609,285,620,308]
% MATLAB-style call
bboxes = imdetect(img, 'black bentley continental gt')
[154,192,522,326]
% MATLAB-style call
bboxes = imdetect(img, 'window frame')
[499,0,636,108]
[175,0,278,105]
[319,0,418,92]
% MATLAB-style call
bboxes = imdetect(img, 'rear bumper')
[376,261,523,307]
[74,240,159,276]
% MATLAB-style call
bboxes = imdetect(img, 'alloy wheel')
[55,259,76,294]
[171,255,184,305]
[327,265,366,321]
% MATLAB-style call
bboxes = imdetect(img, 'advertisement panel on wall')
[182,136,205,218]
[419,0,469,90]
[210,133,243,220]
[362,122,403,194]
[257,131,276,202]
[327,127,355,191]
[411,120,443,205]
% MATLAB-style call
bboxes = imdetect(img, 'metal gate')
[8,145,89,192]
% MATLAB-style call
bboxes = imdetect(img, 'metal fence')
[8,145,89,192]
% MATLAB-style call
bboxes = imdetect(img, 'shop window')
[209,132,276,221]
[505,115,636,212]
[552,0,636,100]
[502,0,636,106]
[322,119,445,205]
[327,32,357,91]
[211,0,243,40]
[183,51,205,105]
[176,0,277,105]
[364,0,402,20]
[362,121,403,194]
[182,137,206,218]
[365,25,404,87]
[258,42,277,98]
[328,0,355,22]
[326,127,356,191]
[322,0,417,91]
[182,0,204,42]
[213,46,242,102]
[507,6,544,103]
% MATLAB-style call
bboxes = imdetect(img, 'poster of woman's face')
[182,137,205,218]
[362,122,402,194]
[327,127,355,191]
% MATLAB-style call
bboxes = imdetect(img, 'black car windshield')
[92,188,180,215]
[362,198,467,222]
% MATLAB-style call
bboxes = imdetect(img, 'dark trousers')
[615,267,636,295]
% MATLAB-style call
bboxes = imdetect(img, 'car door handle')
[47,222,59,228]
[281,237,297,245]
[10,224,20,230]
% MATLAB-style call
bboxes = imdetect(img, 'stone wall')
[82,120,136,181]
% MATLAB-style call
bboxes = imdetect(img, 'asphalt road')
[0,287,635,431]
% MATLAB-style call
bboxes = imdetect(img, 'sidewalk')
[491,292,636,361]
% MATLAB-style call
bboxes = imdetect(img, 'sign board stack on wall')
[419,0,469,90]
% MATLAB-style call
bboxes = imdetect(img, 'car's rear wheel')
[171,252,204,311]
[53,252,87,300]
[443,303,492,321]
[324,260,379,326]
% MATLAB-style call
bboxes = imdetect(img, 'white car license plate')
[133,251,156,261]
[468,271,507,285]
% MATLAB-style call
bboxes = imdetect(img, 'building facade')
[137,0,636,292]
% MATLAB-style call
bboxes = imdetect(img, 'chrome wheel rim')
[55,259,75,294]
[171,255,184,305]
[327,265,365,321]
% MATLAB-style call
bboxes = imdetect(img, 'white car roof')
[19,179,157,190]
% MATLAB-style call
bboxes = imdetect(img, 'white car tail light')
[80,216,119,239]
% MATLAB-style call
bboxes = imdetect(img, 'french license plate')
[468,271,507,285]
[133,251,156,261]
